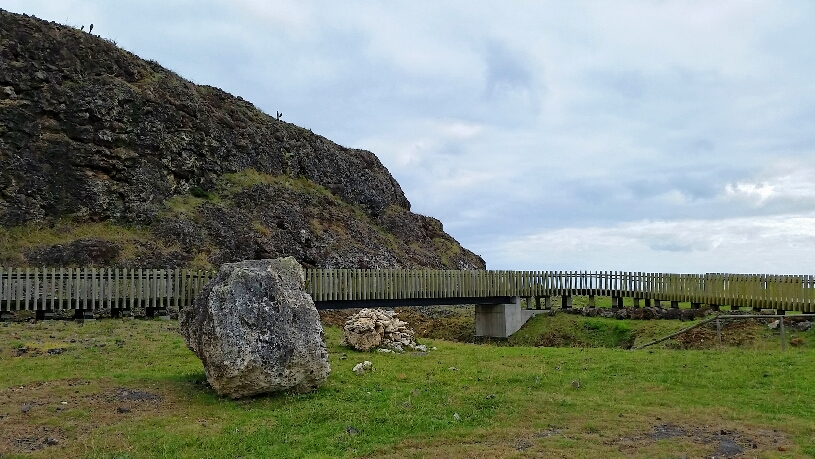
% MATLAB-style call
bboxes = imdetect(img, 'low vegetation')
[1,314,813,458]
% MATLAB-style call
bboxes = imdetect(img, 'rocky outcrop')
[342,308,421,352]
[0,9,486,271]
[179,258,330,398]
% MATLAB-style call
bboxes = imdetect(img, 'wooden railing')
[305,270,815,312]
[1,268,814,312]
[0,267,216,312]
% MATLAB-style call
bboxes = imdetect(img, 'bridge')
[2,267,814,337]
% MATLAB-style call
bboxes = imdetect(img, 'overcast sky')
[6,1,815,274]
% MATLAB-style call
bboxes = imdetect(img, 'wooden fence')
[1,268,814,313]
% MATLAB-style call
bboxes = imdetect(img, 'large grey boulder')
[180,258,330,398]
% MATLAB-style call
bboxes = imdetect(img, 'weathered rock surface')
[343,308,420,352]
[179,258,329,398]
[0,9,486,271]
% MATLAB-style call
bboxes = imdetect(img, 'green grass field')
[1,316,813,458]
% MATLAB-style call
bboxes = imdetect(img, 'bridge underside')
[314,296,542,338]
[313,296,514,310]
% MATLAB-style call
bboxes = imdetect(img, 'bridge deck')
[1,267,813,313]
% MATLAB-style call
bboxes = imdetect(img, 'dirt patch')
[672,319,769,349]
[0,378,172,455]
[111,387,161,402]
[612,423,791,458]
[9,426,64,452]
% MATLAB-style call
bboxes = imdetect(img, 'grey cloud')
[482,39,535,99]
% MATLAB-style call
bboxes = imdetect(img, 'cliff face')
[0,10,485,270]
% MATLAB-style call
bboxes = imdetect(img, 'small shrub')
[189,187,210,199]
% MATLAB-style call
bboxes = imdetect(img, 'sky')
[4,1,815,274]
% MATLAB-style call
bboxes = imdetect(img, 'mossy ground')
[1,315,813,458]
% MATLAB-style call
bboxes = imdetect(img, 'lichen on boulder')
[180,258,330,398]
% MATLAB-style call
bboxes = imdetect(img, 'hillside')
[0,9,485,270]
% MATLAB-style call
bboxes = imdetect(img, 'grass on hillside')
[0,317,813,458]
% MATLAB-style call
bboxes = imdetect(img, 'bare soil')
[0,378,172,456]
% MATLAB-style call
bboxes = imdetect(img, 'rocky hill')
[0,9,485,270]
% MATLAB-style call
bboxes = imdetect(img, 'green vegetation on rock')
[0,9,485,271]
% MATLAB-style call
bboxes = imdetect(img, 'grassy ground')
[1,317,813,458]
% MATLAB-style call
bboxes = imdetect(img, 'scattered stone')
[789,337,804,347]
[340,353,347,360]
[180,258,330,398]
[448,366,458,371]
[46,348,66,355]
[44,437,59,446]
[794,321,811,332]
[768,320,780,329]
[649,424,686,440]
[453,412,460,421]
[342,308,421,352]
[571,380,581,389]
[114,388,160,402]
[345,426,360,436]
[377,348,393,353]
[353,360,373,375]
[20,403,31,413]
[514,438,533,451]
[715,438,743,457]
[116,406,131,414]
[15,347,28,357]
[415,344,428,352]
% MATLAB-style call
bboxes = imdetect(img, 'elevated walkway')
[3,267,814,337]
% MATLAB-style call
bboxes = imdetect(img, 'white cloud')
[725,182,775,205]
[490,214,815,274]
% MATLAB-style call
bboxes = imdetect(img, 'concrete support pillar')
[633,298,641,308]
[562,295,573,309]
[475,297,546,338]
[534,296,541,310]
[587,295,596,307]
[709,304,720,311]
[35,309,55,321]
[644,298,652,307]
[612,296,624,308]
[653,299,662,307]
[776,309,786,316]
[74,309,95,323]
[730,305,739,313]
[146,307,170,320]
[111,308,132,318]
[691,302,701,309]
[670,301,680,308]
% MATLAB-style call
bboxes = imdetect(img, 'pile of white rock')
[342,308,424,352]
